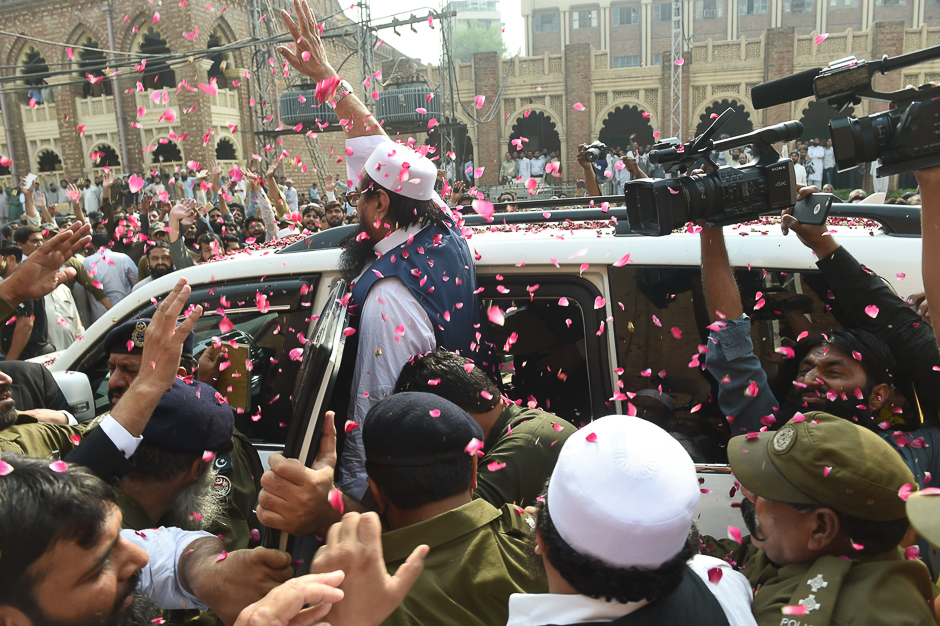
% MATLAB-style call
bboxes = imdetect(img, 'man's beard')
[777,385,874,428]
[740,498,767,543]
[338,227,377,283]
[0,401,17,431]
[163,465,225,531]
[21,571,160,626]
[150,265,173,280]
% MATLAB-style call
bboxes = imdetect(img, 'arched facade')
[594,99,660,140]
[693,99,756,138]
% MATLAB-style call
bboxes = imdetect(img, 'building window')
[696,0,725,18]
[875,0,905,5]
[572,9,599,29]
[739,0,768,13]
[534,13,560,32]
[784,0,814,10]
[612,55,642,67]
[653,53,663,65]
[612,6,640,25]
[829,0,858,7]
[653,3,675,21]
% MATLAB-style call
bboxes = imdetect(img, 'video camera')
[625,108,802,236]
[751,43,940,176]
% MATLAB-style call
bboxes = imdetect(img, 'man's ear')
[177,366,187,378]
[534,528,545,556]
[469,454,478,492]
[869,383,891,412]
[367,476,387,514]
[372,190,390,227]
[807,508,843,552]
[0,605,33,626]
[189,458,206,483]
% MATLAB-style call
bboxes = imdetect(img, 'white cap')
[363,140,440,203]
[546,415,700,569]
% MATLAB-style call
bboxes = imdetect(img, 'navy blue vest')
[348,219,497,377]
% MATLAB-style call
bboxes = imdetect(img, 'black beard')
[778,385,874,428]
[740,498,767,543]
[21,571,160,626]
[0,404,16,431]
[338,227,376,284]
[150,265,173,280]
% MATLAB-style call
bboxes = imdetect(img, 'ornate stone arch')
[501,105,559,138]
[63,23,110,62]
[6,39,55,82]
[210,16,245,69]
[690,97,758,137]
[120,13,154,54]
[593,99,659,139]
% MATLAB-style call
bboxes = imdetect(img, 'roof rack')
[461,196,922,236]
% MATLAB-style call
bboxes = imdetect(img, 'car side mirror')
[52,371,96,422]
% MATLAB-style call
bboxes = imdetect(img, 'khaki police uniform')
[0,414,87,458]
[703,412,936,626]
[475,402,576,508]
[380,499,547,626]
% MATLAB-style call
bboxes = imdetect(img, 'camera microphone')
[751,68,821,110]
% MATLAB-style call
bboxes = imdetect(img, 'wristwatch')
[329,79,354,109]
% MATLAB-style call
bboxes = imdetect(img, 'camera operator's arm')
[577,144,602,197]
[622,155,648,180]
[917,166,940,348]
[700,225,779,434]
[782,185,940,425]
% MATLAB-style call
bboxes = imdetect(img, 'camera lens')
[830,111,896,171]
[584,148,599,163]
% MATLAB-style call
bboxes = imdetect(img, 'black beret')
[141,379,234,454]
[363,392,483,467]
[104,318,195,357]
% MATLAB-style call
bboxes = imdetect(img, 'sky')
[341,0,526,65]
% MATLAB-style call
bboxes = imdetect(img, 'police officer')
[114,378,234,531]
[329,392,546,626]
[705,412,935,625]
[100,318,264,550]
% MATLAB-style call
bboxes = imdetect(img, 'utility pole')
[669,0,683,141]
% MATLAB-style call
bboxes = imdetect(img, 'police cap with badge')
[103,318,195,358]
[141,378,234,455]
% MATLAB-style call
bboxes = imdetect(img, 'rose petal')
[49,460,68,473]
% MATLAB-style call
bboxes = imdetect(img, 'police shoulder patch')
[213,453,233,473]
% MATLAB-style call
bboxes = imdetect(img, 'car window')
[78,276,319,444]
[608,264,842,463]
[480,275,613,427]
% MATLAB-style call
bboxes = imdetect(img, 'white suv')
[41,204,924,539]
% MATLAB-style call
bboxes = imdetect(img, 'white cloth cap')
[546,415,700,569]
[362,140,439,202]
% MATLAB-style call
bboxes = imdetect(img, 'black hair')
[222,234,240,245]
[197,232,223,247]
[12,225,41,246]
[786,502,910,555]
[244,216,264,229]
[145,241,170,257]
[358,172,446,231]
[0,453,116,607]
[366,455,473,511]
[1,224,12,240]
[1,242,22,263]
[800,328,896,388]
[537,496,694,604]
[91,231,111,249]
[302,204,322,218]
[394,349,500,413]
[127,443,205,484]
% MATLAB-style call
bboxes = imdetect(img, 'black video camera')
[624,109,802,236]
[752,44,940,176]
[583,141,608,163]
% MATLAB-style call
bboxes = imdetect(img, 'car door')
[266,279,350,556]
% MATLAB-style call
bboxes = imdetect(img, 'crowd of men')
[1,1,940,625]
[0,158,362,360]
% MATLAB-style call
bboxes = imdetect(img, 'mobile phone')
[791,193,835,226]
[23,173,36,191]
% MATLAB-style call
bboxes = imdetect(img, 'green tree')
[452,21,507,63]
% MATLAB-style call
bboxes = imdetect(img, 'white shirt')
[82,248,138,320]
[793,162,807,187]
[81,186,101,214]
[507,555,756,626]
[284,186,299,212]
[44,283,84,351]
[531,155,546,176]
[125,526,214,611]
[519,158,533,180]
[823,146,836,169]
[808,145,825,181]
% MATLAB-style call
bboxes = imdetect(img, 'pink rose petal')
[864,304,879,318]
[328,488,344,513]
[49,460,68,473]
[707,567,723,584]
[0,460,12,476]
[572,102,585,111]
[814,33,829,44]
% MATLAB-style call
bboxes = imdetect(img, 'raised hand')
[310,512,428,626]
[276,0,339,83]
[324,173,336,193]
[102,169,116,193]
[0,223,91,308]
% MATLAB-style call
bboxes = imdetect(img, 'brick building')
[415,0,940,186]
[0,0,402,193]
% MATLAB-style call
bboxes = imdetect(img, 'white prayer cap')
[362,140,440,203]
[546,415,700,569]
